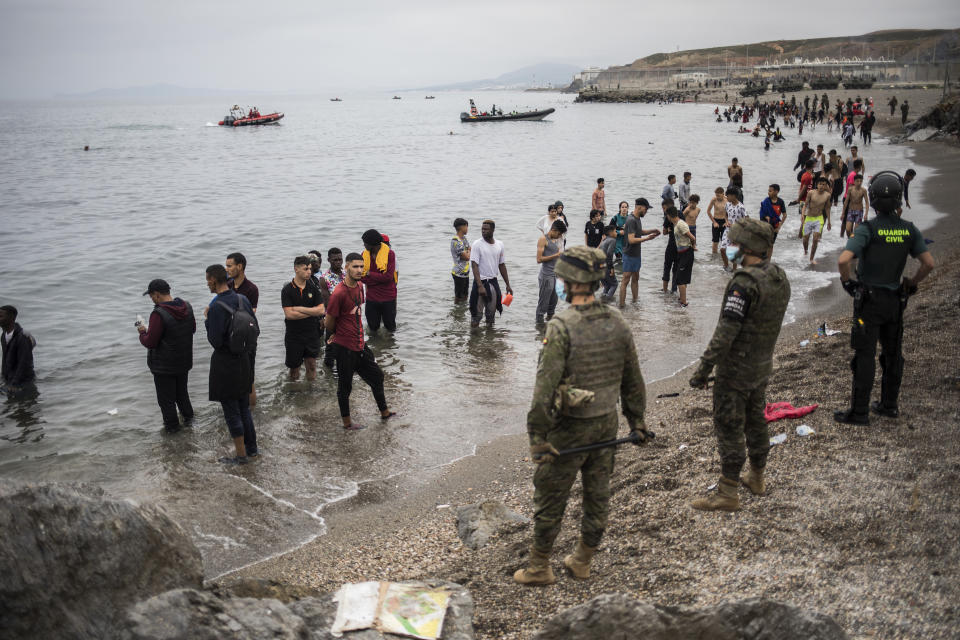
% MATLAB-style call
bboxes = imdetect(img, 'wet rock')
[0,479,203,640]
[125,580,474,640]
[533,594,847,640]
[907,127,939,141]
[218,577,325,602]
[123,589,307,640]
[456,500,530,549]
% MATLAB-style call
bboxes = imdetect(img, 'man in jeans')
[535,220,565,324]
[138,279,195,432]
[324,253,395,430]
[470,219,514,327]
[205,264,258,464]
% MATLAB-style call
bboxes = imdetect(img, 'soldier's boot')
[513,547,556,586]
[742,465,765,496]
[690,476,740,512]
[563,539,597,579]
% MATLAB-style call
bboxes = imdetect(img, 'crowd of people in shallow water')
[1,90,920,465]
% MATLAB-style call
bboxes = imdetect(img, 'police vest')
[553,303,633,418]
[147,303,195,375]
[716,263,791,390]
[856,215,921,289]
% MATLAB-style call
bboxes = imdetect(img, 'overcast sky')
[1,0,958,98]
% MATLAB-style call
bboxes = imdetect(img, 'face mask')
[725,246,743,263]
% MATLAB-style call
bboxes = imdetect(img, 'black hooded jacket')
[2,323,36,387]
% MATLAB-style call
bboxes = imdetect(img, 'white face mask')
[725,246,743,264]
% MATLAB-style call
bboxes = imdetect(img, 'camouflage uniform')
[695,253,791,481]
[527,300,646,552]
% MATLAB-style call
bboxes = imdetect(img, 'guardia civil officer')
[689,218,791,511]
[514,246,649,586]
[834,171,934,425]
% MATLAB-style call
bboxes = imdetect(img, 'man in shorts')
[618,198,659,307]
[842,173,869,236]
[281,255,326,381]
[668,207,696,307]
[758,184,787,257]
[706,187,727,254]
[801,177,833,265]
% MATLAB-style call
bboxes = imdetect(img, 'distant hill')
[416,62,583,91]
[611,29,960,70]
[56,83,266,99]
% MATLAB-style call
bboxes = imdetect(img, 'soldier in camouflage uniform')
[689,218,791,511]
[514,246,650,586]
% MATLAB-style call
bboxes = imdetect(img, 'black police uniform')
[839,210,927,421]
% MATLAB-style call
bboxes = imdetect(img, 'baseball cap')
[635,198,650,208]
[143,279,170,296]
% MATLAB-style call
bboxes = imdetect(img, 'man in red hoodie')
[360,229,397,333]
[138,279,196,432]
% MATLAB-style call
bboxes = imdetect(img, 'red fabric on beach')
[764,402,819,422]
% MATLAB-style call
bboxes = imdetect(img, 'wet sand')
[224,95,960,639]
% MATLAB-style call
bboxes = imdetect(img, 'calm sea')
[0,91,937,577]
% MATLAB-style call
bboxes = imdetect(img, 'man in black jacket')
[205,264,258,464]
[1,305,36,398]
[138,279,196,432]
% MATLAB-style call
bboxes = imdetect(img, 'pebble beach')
[225,89,960,638]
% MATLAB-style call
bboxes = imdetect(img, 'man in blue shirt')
[758,184,787,257]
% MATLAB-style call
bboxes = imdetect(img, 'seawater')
[0,91,938,577]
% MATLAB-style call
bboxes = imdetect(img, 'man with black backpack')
[205,264,259,464]
[138,279,195,432]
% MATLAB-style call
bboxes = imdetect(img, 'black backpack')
[215,299,259,355]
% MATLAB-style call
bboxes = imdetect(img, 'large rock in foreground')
[124,580,475,640]
[534,593,847,640]
[0,479,203,639]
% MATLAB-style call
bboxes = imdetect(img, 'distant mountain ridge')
[416,62,583,91]
[611,28,960,70]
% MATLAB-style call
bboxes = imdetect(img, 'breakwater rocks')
[895,92,960,143]
[575,89,701,104]
[534,594,848,640]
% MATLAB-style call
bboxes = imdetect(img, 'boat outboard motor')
[223,115,235,125]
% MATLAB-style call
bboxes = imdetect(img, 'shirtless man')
[706,187,727,254]
[727,157,743,193]
[683,194,701,238]
[800,177,832,265]
[841,173,869,237]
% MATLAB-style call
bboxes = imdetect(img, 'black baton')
[555,430,656,457]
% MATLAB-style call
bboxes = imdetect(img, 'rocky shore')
[574,88,704,103]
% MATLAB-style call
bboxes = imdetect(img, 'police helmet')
[555,246,606,284]
[727,218,774,259]
[868,170,904,212]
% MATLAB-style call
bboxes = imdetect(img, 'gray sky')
[1,0,958,98]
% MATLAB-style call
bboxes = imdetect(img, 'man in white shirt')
[470,219,514,328]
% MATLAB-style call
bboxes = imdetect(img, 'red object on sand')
[764,402,818,423]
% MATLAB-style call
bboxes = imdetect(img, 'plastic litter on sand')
[799,340,810,347]
[796,424,815,436]
[770,433,788,445]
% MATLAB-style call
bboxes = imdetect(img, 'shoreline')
[222,104,960,639]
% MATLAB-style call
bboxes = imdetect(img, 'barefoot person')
[706,187,727,254]
[618,198,659,307]
[841,174,869,237]
[667,207,696,307]
[281,255,325,381]
[324,253,394,430]
[801,177,833,265]
[536,220,566,324]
